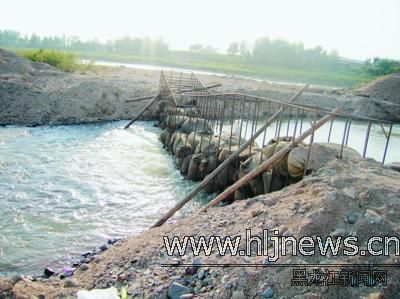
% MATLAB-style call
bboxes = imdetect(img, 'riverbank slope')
[2,146,400,298]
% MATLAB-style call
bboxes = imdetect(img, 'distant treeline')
[0,30,169,56]
[1,30,399,76]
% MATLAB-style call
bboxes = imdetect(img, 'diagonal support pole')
[124,92,160,129]
[201,106,342,212]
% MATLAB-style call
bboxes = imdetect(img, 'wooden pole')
[151,84,309,228]
[126,95,156,103]
[124,92,160,129]
[201,106,342,212]
[176,83,222,94]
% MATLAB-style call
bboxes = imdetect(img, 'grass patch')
[78,51,377,88]
[17,49,79,72]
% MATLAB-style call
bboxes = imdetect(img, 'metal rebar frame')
[159,70,396,171]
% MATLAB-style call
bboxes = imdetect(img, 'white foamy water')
[0,121,210,276]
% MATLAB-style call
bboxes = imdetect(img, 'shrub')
[17,49,78,72]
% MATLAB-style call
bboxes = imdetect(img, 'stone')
[232,290,245,299]
[192,259,202,267]
[324,192,336,201]
[107,238,120,245]
[243,256,251,263]
[167,282,191,299]
[251,210,263,217]
[77,287,119,299]
[343,187,356,199]
[261,287,274,298]
[80,263,89,271]
[180,295,194,299]
[197,269,205,280]
[185,266,197,275]
[331,228,346,237]
[221,275,230,284]
[81,251,92,258]
[347,213,358,224]
[100,244,109,251]
[44,267,55,278]
[64,278,78,288]
[364,209,383,224]
[80,257,91,264]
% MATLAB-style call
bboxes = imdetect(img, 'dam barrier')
[126,70,397,227]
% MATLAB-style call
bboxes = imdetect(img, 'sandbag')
[262,137,293,177]
[238,152,265,195]
[181,118,213,134]
[288,142,361,179]
[199,155,218,178]
[180,155,192,175]
[166,114,188,129]
[176,144,192,160]
[172,133,188,155]
[215,163,237,191]
[156,100,173,115]
[188,154,202,181]
[159,129,167,146]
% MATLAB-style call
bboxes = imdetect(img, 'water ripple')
[0,121,210,275]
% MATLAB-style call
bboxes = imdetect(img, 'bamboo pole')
[151,84,309,228]
[201,106,342,212]
[124,92,160,129]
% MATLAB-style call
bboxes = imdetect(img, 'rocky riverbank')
[1,48,400,127]
[2,149,400,298]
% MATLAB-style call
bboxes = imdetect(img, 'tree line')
[1,30,399,76]
[0,30,169,56]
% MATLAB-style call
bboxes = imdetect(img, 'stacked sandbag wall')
[156,96,315,202]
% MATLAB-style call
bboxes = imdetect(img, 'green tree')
[227,42,239,55]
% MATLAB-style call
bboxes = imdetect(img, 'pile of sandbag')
[156,97,361,201]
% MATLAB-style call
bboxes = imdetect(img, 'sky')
[0,0,399,60]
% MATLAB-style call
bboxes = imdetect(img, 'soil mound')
[0,48,158,126]
[356,73,400,105]
[0,48,57,77]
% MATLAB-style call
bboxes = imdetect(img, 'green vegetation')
[2,30,398,87]
[17,49,78,72]
[363,57,400,76]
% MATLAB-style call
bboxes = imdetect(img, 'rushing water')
[0,119,398,276]
[0,121,211,276]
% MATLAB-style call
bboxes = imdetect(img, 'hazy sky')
[1,0,399,60]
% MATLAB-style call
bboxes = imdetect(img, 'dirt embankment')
[2,147,400,298]
[1,48,400,126]
[0,49,159,126]
[203,74,400,122]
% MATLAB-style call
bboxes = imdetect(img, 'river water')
[0,121,210,276]
[0,119,398,276]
